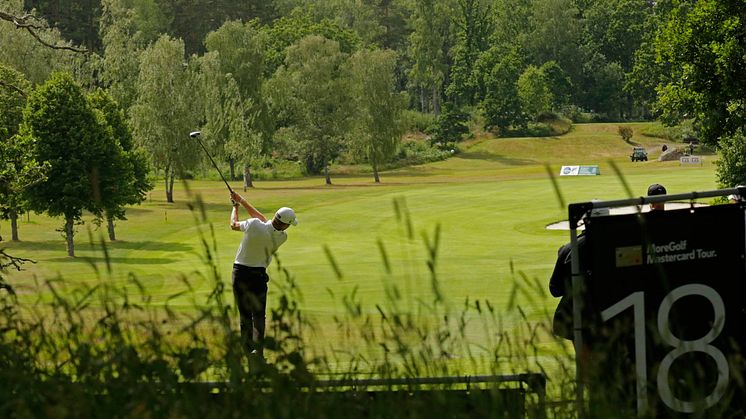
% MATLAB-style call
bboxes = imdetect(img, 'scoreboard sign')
[583,204,746,416]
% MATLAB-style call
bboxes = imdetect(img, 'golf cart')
[630,147,648,162]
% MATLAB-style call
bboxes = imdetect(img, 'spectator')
[647,183,667,211]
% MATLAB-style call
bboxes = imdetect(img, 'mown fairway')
[2,123,718,368]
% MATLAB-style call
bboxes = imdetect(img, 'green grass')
[1,122,718,372]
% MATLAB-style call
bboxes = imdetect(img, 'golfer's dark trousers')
[232,263,269,357]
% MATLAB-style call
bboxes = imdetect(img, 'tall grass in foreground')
[0,193,575,418]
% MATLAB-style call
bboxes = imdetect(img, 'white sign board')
[560,165,600,176]
[680,156,703,165]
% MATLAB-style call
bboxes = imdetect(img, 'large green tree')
[655,0,746,145]
[0,65,39,242]
[479,46,526,132]
[88,89,152,241]
[99,0,166,112]
[20,72,113,257]
[130,35,201,202]
[516,64,552,120]
[260,11,360,77]
[407,0,448,114]
[347,48,406,183]
[195,52,263,189]
[266,35,352,185]
[446,0,492,105]
[204,20,272,186]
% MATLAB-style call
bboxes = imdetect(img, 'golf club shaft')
[195,137,234,194]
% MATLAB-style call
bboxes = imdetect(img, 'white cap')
[275,207,298,226]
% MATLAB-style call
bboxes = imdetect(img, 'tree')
[516,65,552,120]
[130,35,201,203]
[204,20,272,187]
[196,52,263,190]
[261,12,360,77]
[407,0,448,114]
[0,1,86,53]
[480,46,526,132]
[427,103,470,147]
[99,0,165,112]
[266,35,352,185]
[20,72,112,257]
[446,0,492,105]
[0,133,48,242]
[716,130,746,188]
[0,65,40,242]
[88,89,152,241]
[540,60,572,110]
[0,1,84,87]
[618,126,633,143]
[525,0,583,86]
[347,48,406,183]
[579,51,625,117]
[581,0,653,73]
[655,1,746,145]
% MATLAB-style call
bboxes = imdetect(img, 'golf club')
[189,131,234,194]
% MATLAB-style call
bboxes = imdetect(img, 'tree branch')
[0,79,27,97]
[0,10,87,53]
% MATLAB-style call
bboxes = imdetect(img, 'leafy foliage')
[346,48,406,182]
[20,72,113,255]
[266,35,352,183]
[655,1,746,145]
[479,46,527,132]
[618,126,633,143]
[716,130,746,188]
[130,35,201,202]
[261,12,361,77]
[88,89,153,239]
[427,104,470,147]
[517,65,553,120]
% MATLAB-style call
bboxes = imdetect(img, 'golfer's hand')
[230,191,242,204]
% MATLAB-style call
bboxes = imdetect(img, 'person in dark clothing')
[647,183,666,211]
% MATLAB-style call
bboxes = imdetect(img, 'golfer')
[229,190,297,362]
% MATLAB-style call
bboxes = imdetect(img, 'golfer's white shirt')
[234,218,287,268]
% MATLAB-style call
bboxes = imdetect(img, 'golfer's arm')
[239,198,267,222]
[230,206,241,230]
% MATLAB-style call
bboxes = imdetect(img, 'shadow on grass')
[457,151,536,165]
[8,240,194,253]
[47,256,178,265]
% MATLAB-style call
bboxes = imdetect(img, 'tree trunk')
[420,88,426,113]
[107,216,116,241]
[168,171,176,204]
[324,165,332,185]
[166,169,175,203]
[229,158,236,180]
[65,216,75,257]
[373,161,380,183]
[432,86,441,116]
[10,209,19,241]
[243,164,253,191]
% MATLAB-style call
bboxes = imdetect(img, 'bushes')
[501,113,572,138]
[394,140,454,166]
[401,109,436,133]
[716,130,746,188]
[618,126,633,143]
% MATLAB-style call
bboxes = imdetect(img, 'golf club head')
[189,131,201,138]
